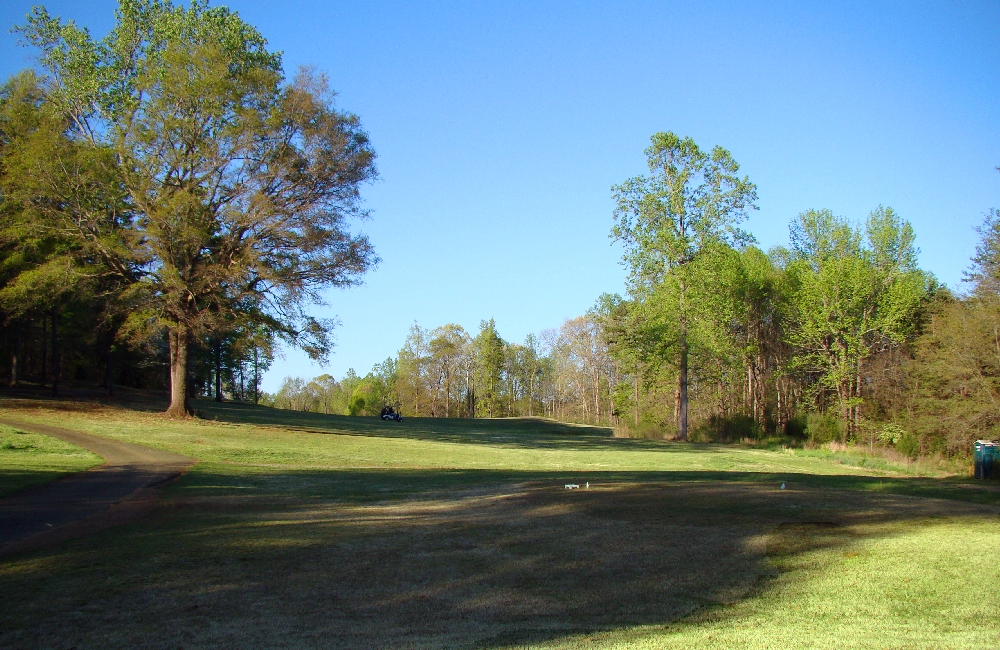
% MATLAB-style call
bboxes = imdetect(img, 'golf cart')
[380,405,402,422]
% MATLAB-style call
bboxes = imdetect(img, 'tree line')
[265,316,619,422]
[273,133,1000,461]
[0,1,377,414]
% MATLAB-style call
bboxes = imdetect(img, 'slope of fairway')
[0,400,950,476]
[0,399,985,504]
[0,424,102,497]
[2,398,999,650]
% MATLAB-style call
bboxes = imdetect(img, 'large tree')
[784,207,929,435]
[19,1,378,416]
[612,132,757,439]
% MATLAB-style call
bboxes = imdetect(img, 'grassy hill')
[1,397,998,648]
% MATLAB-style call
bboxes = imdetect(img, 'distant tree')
[612,132,757,439]
[902,202,1000,452]
[19,1,378,416]
[517,333,544,416]
[473,319,505,418]
[966,206,1000,297]
[427,324,469,417]
[396,322,429,416]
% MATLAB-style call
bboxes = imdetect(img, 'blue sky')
[2,1,998,391]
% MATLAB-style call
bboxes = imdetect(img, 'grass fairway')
[2,398,999,649]
[0,423,102,497]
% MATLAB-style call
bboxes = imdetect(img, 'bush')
[806,413,844,444]
[877,423,907,445]
[896,430,921,459]
[784,414,808,439]
[692,414,762,443]
[629,422,672,440]
[348,393,366,416]
[877,422,921,459]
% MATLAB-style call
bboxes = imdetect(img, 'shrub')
[692,414,762,443]
[631,422,672,439]
[348,393,366,416]
[784,414,808,439]
[896,430,921,459]
[806,413,844,444]
[877,423,907,445]
[877,422,920,459]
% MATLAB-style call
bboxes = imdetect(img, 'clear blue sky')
[2,1,998,391]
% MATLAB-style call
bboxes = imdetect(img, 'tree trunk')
[776,375,783,430]
[41,316,47,388]
[214,338,223,402]
[634,368,640,427]
[594,367,601,424]
[677,274,689,441]
[445,368,451,417]
[468,371,475,417]
[527,373,533,417]
[837,381,850,443]
[253,346,260,404]
[855,356,863,435]
[104,335,114,397]
[50,309,60,398]
[9,320,18,387]
[166,325,191,417]
[679,328,688,440]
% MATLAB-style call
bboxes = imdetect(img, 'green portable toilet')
[974,440,999,479]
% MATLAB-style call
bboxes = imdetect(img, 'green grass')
[526,518,1000,650]
[2,397,999,649]
[0,424,102,497]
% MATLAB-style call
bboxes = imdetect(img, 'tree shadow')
[2,466,998,649]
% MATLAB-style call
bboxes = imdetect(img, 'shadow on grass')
[3,463,999,649]
[174,464,1000,508]
[0,469,81,499]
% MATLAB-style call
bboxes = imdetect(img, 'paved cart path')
[0,418,194,553]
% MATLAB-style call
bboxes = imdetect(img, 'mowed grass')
[527,517,1000,650]
[0,423,102,497]
[1,397,999,649]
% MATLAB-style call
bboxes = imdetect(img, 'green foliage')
[691,414,762,443]
[12,0,378,415]
[611,132,759,439]
[0,7,993,463]
[786,208,930,418]
[784,414,808,439]
[347,391,366,416]
[611,132,758,286]
[473,319,506,418]
[896,429,921,459]
[877,423,907,445]
[806,413,845,444]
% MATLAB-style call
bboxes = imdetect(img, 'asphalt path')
[0,418,194,552]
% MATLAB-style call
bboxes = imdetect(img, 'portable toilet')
[974,440,999,479]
